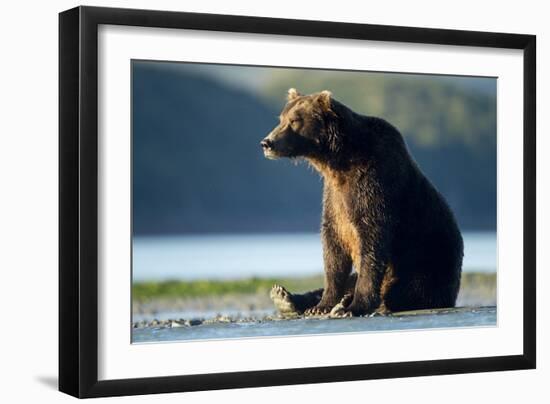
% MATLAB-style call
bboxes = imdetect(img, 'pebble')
[186,318,204,326]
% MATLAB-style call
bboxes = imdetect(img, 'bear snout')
[260,138,274,151]
[261,137,280,159]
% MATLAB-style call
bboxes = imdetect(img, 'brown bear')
[261,88,463,317]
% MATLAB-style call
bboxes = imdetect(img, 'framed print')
[59,6,536,398]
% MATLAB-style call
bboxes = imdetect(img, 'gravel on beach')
[132,305,497,329]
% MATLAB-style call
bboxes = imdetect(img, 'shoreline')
[132,305,497,330]
[133,272,496,326]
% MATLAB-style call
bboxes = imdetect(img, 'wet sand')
[132,306,497,342]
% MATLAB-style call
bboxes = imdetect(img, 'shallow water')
[132,307,496,343]
[132,231,496,281]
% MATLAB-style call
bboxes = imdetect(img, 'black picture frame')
[59,5,536,398]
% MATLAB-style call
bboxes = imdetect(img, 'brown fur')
[262,89,463,316]
[380,263,397,303]
[321,169,362,270]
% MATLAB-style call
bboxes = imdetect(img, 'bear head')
[261,88,342,160]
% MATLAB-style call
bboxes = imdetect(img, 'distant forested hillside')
[132,62,496,235]
[132,62,323,234]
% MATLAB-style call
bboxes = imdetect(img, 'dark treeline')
[132,62,496,235]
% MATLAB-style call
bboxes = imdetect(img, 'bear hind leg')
[271,273,358,317]
[270,285,323,316]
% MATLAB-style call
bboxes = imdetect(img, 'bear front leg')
[344,253,387,316]
[305,226,352,316]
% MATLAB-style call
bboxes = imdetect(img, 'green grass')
[461,272,496,288]
[132,275,324,302]
[132,272,496,302]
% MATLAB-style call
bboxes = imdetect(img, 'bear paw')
[328,294,354,318]
[372,303,392,317]
[270,284,299,317]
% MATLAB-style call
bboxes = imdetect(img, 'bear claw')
[304,305,331,316]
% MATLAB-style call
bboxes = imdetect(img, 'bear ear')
[287,88,301,101]
[317,90,333,110]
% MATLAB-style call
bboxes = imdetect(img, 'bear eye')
[289,118,301,125]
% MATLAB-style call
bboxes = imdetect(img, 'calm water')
[132,307,497,343]
[133,231,496,281]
